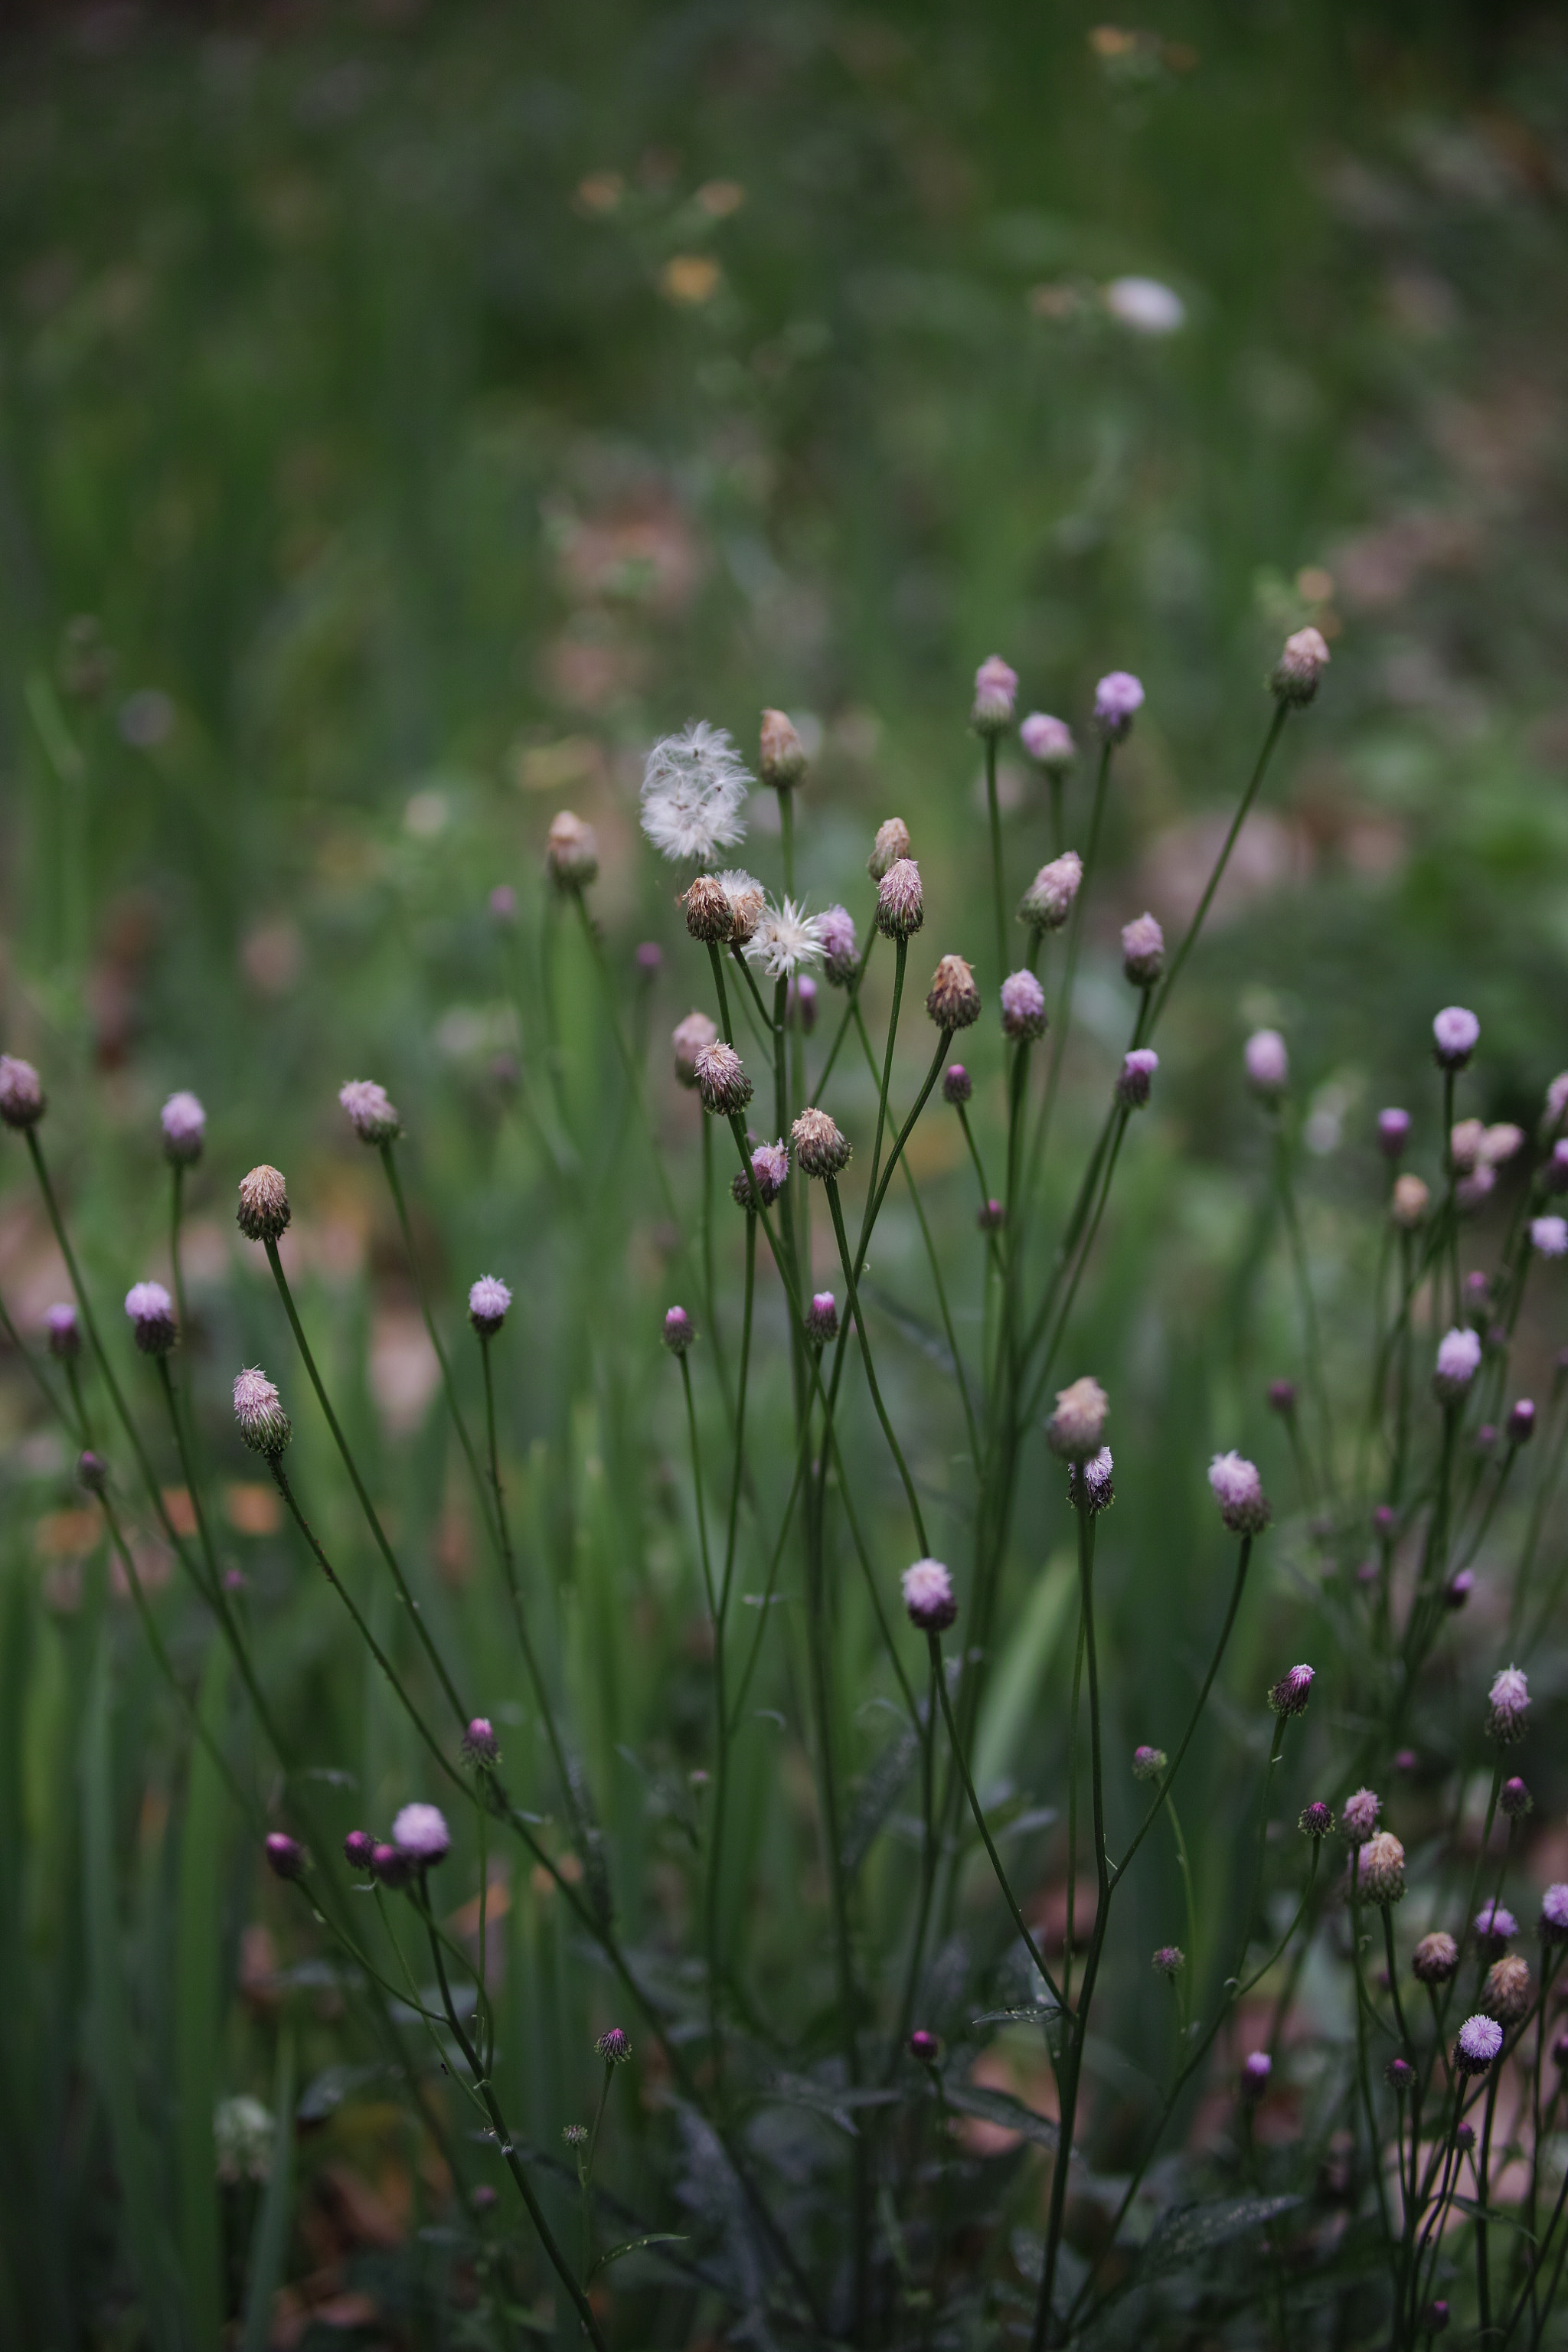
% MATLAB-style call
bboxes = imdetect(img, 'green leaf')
[1133,2192,1300,2281]
[242,2028,296,2352]
[175,1638,230,2352]
[586,2231,688,2281]
[939,2079,1060,2152]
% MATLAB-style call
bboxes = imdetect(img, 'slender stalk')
[931,1640,1063,2009]
[1148,703,1290,1025]
[824,1175,927,1552]
[984,734,1008,988]
[889,1638,941,2067]
[378,1143,498,1549]
[860,934,908,1243]
[1063,1614,1084,2008]
[169,1159,191,1364]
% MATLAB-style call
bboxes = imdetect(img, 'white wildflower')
[639,721,750,863]
[744,896,826,981]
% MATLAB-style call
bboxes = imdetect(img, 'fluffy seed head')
[1434,1325,1482,1401]
[662,1306,694,1356]
[876,858,924,940]
[672,1011,718,1087]
[1152,1945,1185,1978]
[596,2026,632,2064]
[805,1291,838,1346]
[462,1717,500,1766]
[264,1832,305,1882]
[1047,1374,1109,1461]
[818,904,859,985]
[234,1367,292,1458]
[902,1558,957,1632]
[1020,713,1076,773]
[971,654,1019,736]
[716,870,766,946]
[339,1080,400,1145]
[1488,1664,1530,1744]
[733,1139,789,1209]
[125,1281,176,1356]
[1067,1446,1115,1514]
[1208,1451,1270,1534]
[1119,912,1165,986]
[0,1056,44,1129]
[1000,969,1048,1042]
[867,818,912,880]
[746,895,826,979]
[1341,1787,1381,1838]
[1132,1744,1168,1782]
[392,1803,451,1864]
[1094,671,1145,740]
[1020,851,1083,933]
[1298,1802,1334,1839]
[1501,1775,1532,1818]
[1413,1931,1459,1984]
[942,1063,972,1106]
[45,1302,80,1362]
[640,722,750,864]
[926,954,982,1032]
[1245,1029,1289,1099]
[546,809,599,890]
[237,1165,290,1243]
[1530,1214,1568,1259]
[1475,1902,1517,1952]
[1355,1831,1406,1904]
[1457,2014,1505,2074]
[161,1090,206,1165]
[1378,1107,1411,1158]
[1540,1885,1568,1945]
[791,1106,851,1180]
[1391,1174,1429,1228]
[683,874,733,944]
[1432,1005,1480,1070]
[759,708,807,789]
[694,1041,753,1119]
[1116,1048,1158,1109]
[344,1830,375,1870]
[1269,1663,1315,1718]
[1271,626,1331,704]
[468,1276,511,1336]
[1240,2051,1272,2101]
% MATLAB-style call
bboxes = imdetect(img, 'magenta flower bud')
[1508,1399,1536,1446]
[1020,851,1083,934]
[371,1841,413,1888]
[237,1165,290,1244]
[1501,1775,1532,1818]
[339,1079,400,1146]
[1530,1214,1568,1259]
[1384,2056,1415,2094]
[1132,1745,1167,1782]
[902,1558,956,1632]
[672,1011,718,1088]
[1271,626,1330,705]
[1341,1788,1381,1838]
[1267,1379,1296,1415]
[472,2184,498,2210]
[45,1302,80,1362]
[787,975,818,1032]
[694,1041,753,1119]
[909,2028,941,2064]
[1434,1326,1481,1401]
[977,1197,1004,1232]
[867,818,912,881]
[1475,1902,1517,1953]
[468,1276,511,1336]
[1544,1139,1568,1194]
[0,1055,44,1129]
[662,1306,695,1356]
[971,654,1019,737]
[488,883,517,926]
[1432,1005,1480,1070]
[78,1449,108,1494]
[1374,1504,1396,1537]
[1488,1664,1530,1744]
[344,1830,375,1870]
[1152,1945,1185,1978]
[1540,1885,1568,1946]
[1269,1663,1315,1717]
[1444,1569,1474,1609]
[1413,1931,1459,1984]
[462,1717,499,1766]
[1555,2035,1568,2069]
[1298,1802,1334,1840]
[926,954,982,1032]
[1047,1375,1109,1462]
[1116,1048,1158,1108]
[546,809,599,890]
[1067,1446,1115,1515]
[876,858,924,942]
[1094,671,1145,740]
[234,1366,292,1459]
[1377,1107,1410,1158]
[733,1139,789,1210]
[1000,969,1047,1042]
[1239,2051,1272,2102]
[1208,1451,1269,1534]
[1020,713,1076,773]
[805,1291,838,1346]
[1393,1747,1418,1773]
[264,1832,305,1881]
[1455,2014,1504,2075]
[817,904,859,986]
[125,1281,177,1357]
[791,1107,851,1180]
[161,1090,207,1166]
[1119,913,1165,987]
[1244,1029,1289,1101]
[942,1063,972,1106]
[393,1802,451,1865]
[595,2026,632,2064]
[1422,2301,1450,2337]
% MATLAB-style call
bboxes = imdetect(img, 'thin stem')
[169,1161,191,1365]
[1148,703,1290,1027]
[860,934,907,1243]
[825,1176,927,1553]
[378,1144,498,1549]
[985,734,1008,988]
[479,1334,580,1818]
[932,1641,1063,2009]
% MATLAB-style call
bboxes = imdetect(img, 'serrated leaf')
[1134,2193,1300,2280]
[587,2231,688,2280]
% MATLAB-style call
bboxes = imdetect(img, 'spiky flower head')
[1020,714,1076,773]
[1355,1831,1406,1904]
[902,1558,957,1632]
[1531,1214,1568,1259]
[971,654,1019,737]
[1152,1945,1185,1978]
[1457,2013,1505,2073]
[926,954,982,1031]
[1132,1744,1168,1782]
[1474,1902,1517,1952]
[264,1832,305,1881]
[1047,1374,1109,1462]
[733,1140,789,1209]
[1094,671,1145,740]
[999,969,1048,1042]
[791,1106,851,1180]
[1271,626,1330,705]
[1240,2051,1271,2102]
[818,904,859,986]
[546,809,599,890]
[745,896,825,979]
[1298,1802,1334,1840]
[462,1717,500,1766]
[237,1165,290,1243]
[1413,1929,1459,1984]
[1245,1030,1289,1099]
[1067,1446,1115,1514]
[1120,913,1165,987]
[1116,1048,1158,1109]
[339,1080,400,1145]
[1540,1885,1568,1945]
[662,1305,694,1355]
[1208,1451,1270,1534]
[1434,1326,1482,1401]
[1488,1664,1530,1744]
[0,1055,44,1130]
[234,1367,292,1459]
[683,874,733,944]
[161,1090,206,1165]
[759,708,807,789]
[876,858,924,941]
[1269,1663,1315,1718]
[1378,1107,1410,1158]
[1020,851,1083,933]
[672,1011,718,1087]
[344,1830,375,1870]
[1341,1788,1381,1838]
[392,1802,451,1864]
[694,1041,753,1119]
[468,1276,511,1336]
[942,1063,972,1106]
[596,2026,632,2064]
[45,1302,80,1362]
[640,722,750,863]
[868,817,912,880]
[1432,1005,1480,1070]
[371,1841,413,1888]
[1501,1775,1533,1818]
[716,871,766,946]
[805,1291,838,1346]
[125,1281,176,1357]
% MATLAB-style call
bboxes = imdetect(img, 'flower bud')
[1298,1802,1334,1840]
[371,1841,413,1888]
[942,1063,972,1106]
[1132,1744,1167,1782]
[971,655,1019,737]
[1208,1451,1269,1534]
[344,1830,375,1870]
[732,1139,789,1209]
[1119,913,1164,987]
[1444,1568,1474,1609]
[1501,1775,1532,1818]
[1267,1380,1296,1416]
[977,1197,1004,1233]
[468,1276,511,1336]
[902,1558,956,1632]
[1377,1108,1410,1158]
[1019,851,1082,933]
[596,2025,632,2064]
[1531,1214,1568,1259]
[684,874,733,944]
[1020,714,1075,773]
[1245,1029,1289,1100]
[1067,1446,1114,1514]
[759,708,807,789]
[1270,626,1330,705]
[1116,1048,1158,1109]
[1432,1005,1480,1070]
[662,1306,695,1356]
[462,1717,499,1765]
[805,1291,838,1346]
[1384,2056,1415,2094]
[1508,1399,1535,1446]
[694,1041,753,1118]
[875,858,924,941]
[1413,1931,1459,1984]
[791,1107,851,1180]
[234,1366,291,1459]
[1047,1374,1109,1462]
[1391,1174,1429,1229]
[672,1011,718,1087]
[546,810,599,890]
[1152,1945,1185,1978]
[1341,1788,1380,1837]
[867,818,911,880]
[926,954,981,1031]
[45,1303,80,1362]
[1487,1664,1530,1744]
[237,1165,290,1244]
[1001,970,1048,1042]
[0,1055,44,1130]
[1355,1831,1406,1904]
[1484,1955,1531,2024]
[1475,1902,1517,1953]
[161,1090,206,1166]
[1094,671,1145,741]
[818,905,859,985]
[1269,1663,1315,1718]
[392,1802,451,1864]
[77,1449,108,1494]
[264,1832,305,1881]
[125,1281,177,1357]
[909,2028,941,2064]
[1239,2051,1271,2102]
[1540,1885,1568,1946]
[1434,1326,1481,1402]
[339,1080,400,1145]
[1544,1073,1568,1138]
[1544,1140,1568,1194]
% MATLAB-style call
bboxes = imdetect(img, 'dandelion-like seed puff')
[640,721,751,863]
[744,897,825,980]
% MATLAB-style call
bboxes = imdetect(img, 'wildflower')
[1240,2051,1271,2102]
[1271,626,1331,705]
[672,1011,718,1087]
[1105,276,1185,333]
[1267,1380,1296,1415]
[1444,1569,1474,1609]
[1208,1451,1269,1534]
[1508,1400,1535,1445]
[640,722,750,863]
[1355,1832,1406,1904]
[1377,1108,1410,1158]
[264,1832,305,1881]
[971,655,1019,736]
[1475,1902,1517,1954]
[392,1803,452,1865]
[125,1281,176,1357]
[596,2027,632,2064]
[1120,913,1165,986]
[1386,2056,1415,2093]
[746,896,825,979]
[1487,1664,1530,1744]
[926,954,982,1031]
[694,1041,753,1118]
[662,1308,694,1356]
[0,1055,44,1129]
[77,1449,108,1494]
[1433,1326,1482,1402]
[1153,1945,1185,1978]
[1422,2301,1450,2337]
[546,810,599,890]
[876,859,924,941]
[344,1831,375,1870]
[1000,970,1048,1041]
[462,1718,499,1766]
[787,975,817,1031]
[1545,1073,1568,1138]
[818,904,859,985]
[1392,1174,1429,1228]
[237,1165,290,1243]
[1544,1139,1568,1194]
[1457,1164,1497,1214]
[1449,1119,1485,1171]
[1413,1930,1459,1984]
[1020,851,1083,933]
[234,1367,291,1459]
[732,1140,789,1209]
[717,870,766,946]
[339,1080,400,1146]
[759,708,807,789]
[909,2028,941,2064]
[1432,1005,1480,1070]
[805,1292,838,1346]
[1245,1030,1289,1100]
[468,1276,511,1336]
[1132,1745,1168,1782]
[867,818,912,880]
[1540,1885,1568,1945]
[977,1198,1004,1232]
[1020,714,1076,773]
[1094,671,1145,740]
[371,1842,413,1888]
[1501,1775,1532,1818]
[683,874,733,944]
[1046,1375,1109,1462]
[1455,2125,1475,2152]
[45,1303,80,1362]
[791,1107,851,1179]
[1116,1048,1158,1108]
[161,1090,206,1165]
[942,1063,972,1106]
[1484,1955,1531,2024]
[1067,1446,1115,1514]
[1530,1214,1568,1259]
[1298,1802,1334,1840]
[1483,1122,1524,1166]
[1269,1664,1315,1718]
[1341,1788,1381,1838]
[901,1558,957,1632]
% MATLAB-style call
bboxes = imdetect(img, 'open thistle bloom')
[716,870,766,946]
[1377,1107,1410,1158]
[817,904,859,985]
[1047,1375,1109,1461]
[1432,1004,1480,1070]
[1132,1745,1167,1781]
[1413,1930,1459,1984]
[45,1303,80,1362]
[1485,1955,1532,2024]
[759,708,807,789]
[1245,1029,1289,1100]
[1271,626,1330,705]
[1120,913,1165,986]
[805,1291,838,1346]
[340,1080,400,1145]
[392,1802,451,1866]
[1208,1451,1269,1534]
[1020,851,1082,933]
[237,1165,290,1243]
[1269,1663,1315,1717]
[1094,671,1145,740]
[1433,1325,1482,1401]
[468,1276,511,1336]
[1153,1945,1185,1978]
[1020,713,1076,773]
[672,1011,718,1087]
[1474,1901,1517,1953]
[234,1367,292,1459]
[791,1106,851,1179]
[640,721,750,863]
[745,896,825,979]
[926,954,982,1031]
[1531,1214,1568,1259]
[1354,1831,1406,1904]
[942,1063,972,1106]
[876,858,924,940]
[733,1139,789,1209]
[1067,1446,1115,1514]
[0,1055,44,1129]
[694,1041,753,1118]
[1487,1664,1530,1743]
[596,2026,632,2064]
[971,654,1019,736]
[902,1558,957,1632]
[546,809,599,890]
[1298,1802,1334,1840]
[1540,1885,1568,1945]
[662,1306,694,1356]
[1116,1048,1158,1108]
[1341,1787,1380,1838]
[264,1832,305,1881]
[1000,969,1048,1041]
[161,1090,206,1165]
[126,1281,176,1356]
[1456,2014,1504,2075]
[867,817,912,880]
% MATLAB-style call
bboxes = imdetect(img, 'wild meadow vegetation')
[5,3,1568,2347]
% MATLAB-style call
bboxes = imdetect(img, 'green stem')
[378,1143,498,1550]
[825,1176,927,1552]
[985,734,1008,988]
[1148,703,1290,1027]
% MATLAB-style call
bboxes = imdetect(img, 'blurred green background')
[4,1,1568,2343]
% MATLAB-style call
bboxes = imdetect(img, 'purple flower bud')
[792,1107,851,1180]
[876,858,924,942]
[488,884,517,926]
[1455,2014,1504,2075]
[1474,1902,1517,1953]
[1455,2124,1475,2153]
[635,940,663,976]
[344,1830,376,1870]
[371,1841,413,1888]
[1544,1139,1568,1194]
[339,1080,400,1146]
[1271,626,1330,706]
[1377,1107,1411,1158]
[546,810,599,891]
[234,1366,291,1459]
[1531,1214,1568,1259]
[732,1139,789,1210]
[942,1063,972,1106]
[662,1306,694,1356]
[1508,1400,1536,1447]
[0,1055,45,1129]
[1422,2299,1450,2336]
[1245,1030,1289,1099]
[1384,2057,1415,2094]
[1541,1886,1568,1945]
[1000,969,1048,1042]
[462,1717,499,1766]
[1267,1379,1296,1415]
[1269,1663,1315,1718]
[1393,1747,1418,1773]
[1488,1664,1530,1745]
[971,654,1019,737]
[786,975,818,1032]
[902,1558,956,1632]
[909,2028,941,2064]
[1413,1931,1459,1984]
[392,1802,451,1864]
[1152,1945,1185,1978]
[1047,1376,1109,1462]
[237,1165,290,1244]
[1434,1326,1482,1401]
[468,1276,511,1336]
[1020,851,1083,933]
[978,1201,1005,1243]
[1239,2051,1272,2102]
[805,1291,838,1346]
[1207,1451,1269,1535]
[671,1012,718,1090]
[1341,1788,1381,1838]
[596,2025,632,2064]
[1432,1006,1480,1070]
[1067,1446,1115,1514]
[125,1281,177,1357]
[45,1302,80,1362]
[1501,1776,1532,1819]
[1374,1504,1396,1537]
[1094,670,1145,740]
[264,1832,305,1881]
[926,955,982,1032]
[694,1041,753,1119]
[472,2184,499,2210]
[78,1449,108,1494]
[1132,1745,1168,1782]
[1444,1568,1475,1609]
[1119,913,1165,988]
[1298,1802,1334,1839]
[1116,1048,1158,1108]
[818,904,859,986]
[1020,714,1076,773]
[161,1090,206,1166]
